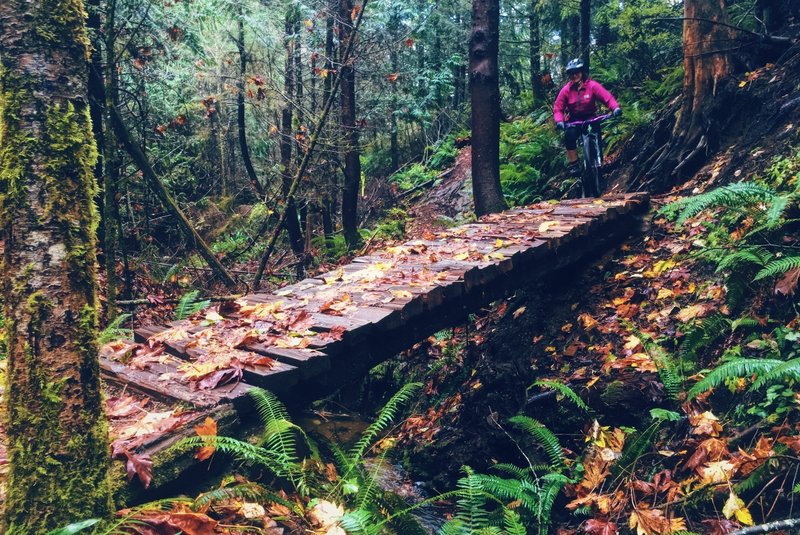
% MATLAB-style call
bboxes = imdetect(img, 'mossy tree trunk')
[470,0,506,216]
[0,0,112,531]
[644,0,733,184]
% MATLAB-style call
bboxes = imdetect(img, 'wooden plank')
[100,357,251,409]
[243,343,330,379]
[181,347,300,393]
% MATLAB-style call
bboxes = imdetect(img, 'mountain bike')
[566,113,612,198]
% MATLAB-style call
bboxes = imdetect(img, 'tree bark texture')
[0,0,113,531]
[322,8,336,245]
[237,6,266,197]
[646,0,733,181]
[469,0,506,216]
[580,0,591,70]
[528,1,545,102]
[281,14,306,266]
[340,0,362,249]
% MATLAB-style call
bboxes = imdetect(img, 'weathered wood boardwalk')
[98,194,650,498]
[105,193,649,413]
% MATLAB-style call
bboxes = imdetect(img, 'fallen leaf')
[584,518,618,535]
[538,220,559,232]
[676,304,709,322]
[722,491,753,525]
[699,460,737,485]
[194,417,217,461]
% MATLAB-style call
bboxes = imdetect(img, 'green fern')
[713,246,771,274]
[751,357,800,390]
[533,380,590,412]
[503,509,527,535]
[452,467,492,531]
[339,509,380,535]
[507,416,564,470]
[679,314,731,361]
[661,183,778,224]
[754,256,800,281]
[688,358,783,398]
[191,482,294,513]
[97,313,133,345]
[611,422,661,480]
[174,290,211,320]
[347,382,422,464]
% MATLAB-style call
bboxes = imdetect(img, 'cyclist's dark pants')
[563,123,602,150]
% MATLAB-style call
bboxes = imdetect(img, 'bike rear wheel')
[581,138,603,197]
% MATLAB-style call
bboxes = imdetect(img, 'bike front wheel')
[582,164,602,197]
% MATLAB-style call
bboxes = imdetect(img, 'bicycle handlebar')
[565,113,613,128]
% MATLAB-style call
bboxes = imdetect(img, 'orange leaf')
[194,416,217,461]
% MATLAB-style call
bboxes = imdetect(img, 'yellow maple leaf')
[453,252,470,261]
[676,304,707,322]
[495,238,505,248]
[699,460,737,484]
[390,289,413,299]
[722,491,753,525]
[656,288,674,300]
[651,259,676,275]
[538,220,558,232]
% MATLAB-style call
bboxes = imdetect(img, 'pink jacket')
[553,79,619,123]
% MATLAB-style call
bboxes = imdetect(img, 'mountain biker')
[553,58,622,178]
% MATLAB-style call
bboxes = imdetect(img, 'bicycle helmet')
[565,58,584,74]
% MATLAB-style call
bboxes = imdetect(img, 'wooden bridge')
[100,193,649,498]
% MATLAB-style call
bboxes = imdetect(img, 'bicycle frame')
[566,113,612,198]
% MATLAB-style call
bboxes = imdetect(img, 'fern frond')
[654,354,684,400]
[688,358,783,398]
[98,314,132,345]
[490,463,536,480]
[454,466,491,530]
[439,519,469,535]
[754,256,800,281]
[663,183,777,224]
[714,246,770,273]
[176,435,287,471]
[347,382,422,463]
[611,423,661,480]
[191,482,293,512]
[472,474,539,513]
[679,314,731,361]
[731,317,763,332]
[536,474,569,531]
[354,452,387,510]
[751,357,800,390]
[508,416,564,470]
[533,380,590,412]
[503,509,528,535]
[174,290,210,320]
[339,509,379,534]
[765,195,789,227]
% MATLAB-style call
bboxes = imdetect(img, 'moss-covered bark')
[0,0,112,531]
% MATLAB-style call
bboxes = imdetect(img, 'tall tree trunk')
[237,5,266,197]
[646,0,733,182]
[389,45,400,173]
[470,0,506,216]
[340,0,362,249]
[569,15,580,60]
[528,0,545,101]
[0,0,112,531]
[580,0,591,71]
[281,13,306,268]
[322,8,336,246]
[105,0,123,317]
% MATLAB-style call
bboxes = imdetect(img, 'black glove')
[612,108,622,118]
[555,121,565,131]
